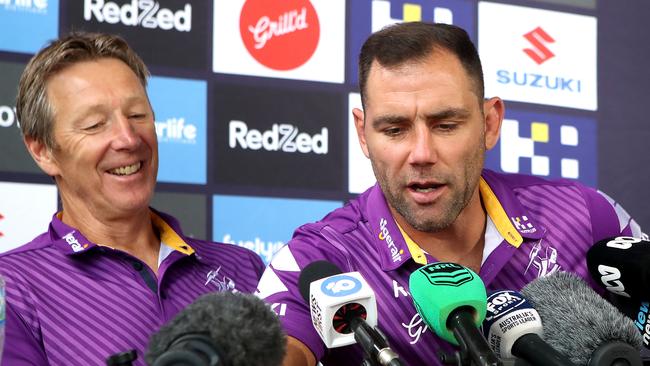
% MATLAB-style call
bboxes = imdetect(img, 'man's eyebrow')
[68,95,149,126]
[424,107,472,121]
[371,108,472,129]
[371,115,410,129]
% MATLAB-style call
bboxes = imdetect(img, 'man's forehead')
[364,51,480,109]
[46,59,149,120]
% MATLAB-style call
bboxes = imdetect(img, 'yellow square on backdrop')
[403,4,422,21]
[531,122,549,143]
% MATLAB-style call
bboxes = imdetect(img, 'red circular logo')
[240,0,320,71]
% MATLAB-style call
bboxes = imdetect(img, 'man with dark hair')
[0,32,263,365]
[257,22,644,366]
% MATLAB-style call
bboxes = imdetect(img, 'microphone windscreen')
[146,291,286,366]
[521,271,642,365]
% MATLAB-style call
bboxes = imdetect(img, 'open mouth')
[108,161,142,176]
[408,182,444,193]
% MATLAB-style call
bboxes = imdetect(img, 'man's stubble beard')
[370,141,485,234]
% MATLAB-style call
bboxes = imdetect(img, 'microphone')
[409,262,502,366]
[521,271,643,366]
[482,289,575,366]
[298,260,403,366]
[586,236,650,354]
[586,236,650,299]
[145,291,286,366]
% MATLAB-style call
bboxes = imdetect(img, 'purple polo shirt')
[0,209,264,366]
[257,169,643,366]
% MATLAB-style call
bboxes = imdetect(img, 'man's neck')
[59,204,161,273]
[392,189,487,274]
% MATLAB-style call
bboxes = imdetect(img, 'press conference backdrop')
[1,0,648,262]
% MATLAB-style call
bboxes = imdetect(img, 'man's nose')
[408,125,437,165]
[111,115,141,150]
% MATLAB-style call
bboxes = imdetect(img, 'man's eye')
[384,127,403,136]
[82,122,104,131]
[436,123,457,132]
[129,113,146,120]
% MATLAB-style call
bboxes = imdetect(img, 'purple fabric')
[0,209,264,366]
[258,169,639,366]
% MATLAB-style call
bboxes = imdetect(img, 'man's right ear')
[352,107,370,159]
[23,136,60,177]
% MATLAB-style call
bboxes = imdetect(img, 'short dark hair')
[17,32,149,150]
[358,22,484,109]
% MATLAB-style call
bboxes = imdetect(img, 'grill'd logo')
[522,26,555,65]
[239,0,319,70]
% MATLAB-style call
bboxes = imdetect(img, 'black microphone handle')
[448,309,503,366]
[351,318,404,366]
[511,333,575,366]
[106,350,137,366]
[588,341,642,366]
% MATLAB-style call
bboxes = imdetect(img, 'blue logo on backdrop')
[321,275,362,297]
[213,195,341,264]
[0,0,59,54]
[347,0,475,84]
[148,76,206,184]
[485,109,597,187]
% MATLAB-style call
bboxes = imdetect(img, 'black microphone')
[586,236,650,299]
[298,260,403,366]
[145,291,286,366]
[521,271,643,366]
[586,237,650,355]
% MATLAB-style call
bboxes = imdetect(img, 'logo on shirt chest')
[511,216,537,234]
[524,239,561,277]
[205,266,236,292]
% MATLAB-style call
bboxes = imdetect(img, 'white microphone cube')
[309,272,377,348]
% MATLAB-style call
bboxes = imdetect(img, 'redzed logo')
[522,26,555,65]
[0,213,4,238]
[239,0,320,71]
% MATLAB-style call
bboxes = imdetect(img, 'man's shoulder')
[483,169,640,239]
[0,231,57,263]
[483,169,601,205]
[483,169,578,190]
[294,190,370,239]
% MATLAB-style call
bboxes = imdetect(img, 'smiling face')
[354,49,501,233]
[31,58,158,220]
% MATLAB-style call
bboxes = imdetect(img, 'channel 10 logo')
[321,274,362,297]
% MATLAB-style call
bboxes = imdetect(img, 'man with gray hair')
[0,32,263,365]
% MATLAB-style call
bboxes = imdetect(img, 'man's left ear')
[483,97,505,151]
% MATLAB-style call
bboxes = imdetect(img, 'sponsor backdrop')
[0,0,648,260]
